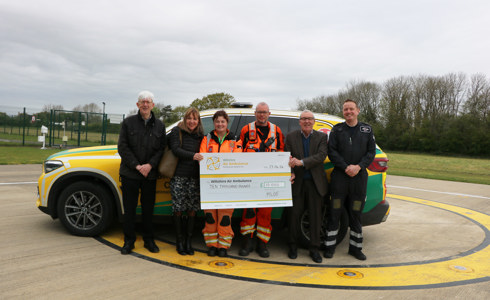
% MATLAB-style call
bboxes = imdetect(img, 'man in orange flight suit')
[238,102,285,258]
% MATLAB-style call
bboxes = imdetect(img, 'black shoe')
[121,242,134,255]
[348,248,367,261]
[288,244,297,259]
[309,250,323,263]
[218,248,228,257]
[239,235,253,256]
[144,240,160,253]
[176,240,186,255]
[323,247,335,259]
[256,240,270,258]
[208,247,217,257]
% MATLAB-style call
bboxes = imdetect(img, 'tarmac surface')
[1,164,489,299]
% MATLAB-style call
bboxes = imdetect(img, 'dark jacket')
[328,121,376,172]
[285,129,328,197]
[118,111,166,180]
[170,126,203,178]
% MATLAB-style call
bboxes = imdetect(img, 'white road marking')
[387,185,490,199]
[0,182,37,185]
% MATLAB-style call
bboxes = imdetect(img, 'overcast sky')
[1,0,489,115]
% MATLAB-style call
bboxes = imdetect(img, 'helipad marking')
[98,194,490,290]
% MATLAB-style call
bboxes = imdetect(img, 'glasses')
[138,100,153,105]
[300,117,314,121]
[255,111,269,115]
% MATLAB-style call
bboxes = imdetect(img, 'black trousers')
[121,176,157,243]
[325,169,367,250]
[288,179,323,249]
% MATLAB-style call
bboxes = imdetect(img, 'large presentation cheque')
[200,152,293,209]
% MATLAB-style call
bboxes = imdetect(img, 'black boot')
[185,215,195,255]
[256,240,270,258]
[174,215,186,255]
[239,234,253,256]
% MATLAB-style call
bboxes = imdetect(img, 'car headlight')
[44,160,64,173]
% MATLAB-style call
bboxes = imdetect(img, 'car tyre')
[298,207,348,248]
[57,181,114,236]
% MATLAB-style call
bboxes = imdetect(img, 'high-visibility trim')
[349,240,363,248]
[241,229,255,235]
[203,232,218,237]
[246,121,277,151]
[257,225,271,234]
[256,232,271,242]
[325,240,336,246]
[350,231,363,238]
[241,224,255,230]
[218,238,232,247]
[327,230,339,237]
[205,239,218,245]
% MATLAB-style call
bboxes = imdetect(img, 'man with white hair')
[286,110,328,263]
[118,91,166,255]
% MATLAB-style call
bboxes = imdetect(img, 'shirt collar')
[301,129,313,139]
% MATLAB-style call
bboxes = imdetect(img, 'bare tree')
[42,104,64,112]
[343,80,382,124]
[296,95,342,116]
[465,73,490,120]
[72,103,102,114]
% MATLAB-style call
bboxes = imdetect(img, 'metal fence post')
[22,107,26,146]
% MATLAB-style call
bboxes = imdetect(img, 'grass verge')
[385,151,490,185]
[0,145,64,164]
[0,146,488,185]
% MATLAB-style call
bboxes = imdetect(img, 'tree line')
[296,73,489,157]
[3,75,488,156]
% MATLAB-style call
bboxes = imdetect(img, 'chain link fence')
[0,105,125,148]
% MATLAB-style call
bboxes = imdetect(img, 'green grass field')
[0,129,119,147]
[385,151,490,185]
[0,146,488,185]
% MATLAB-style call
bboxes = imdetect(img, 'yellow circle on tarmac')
[99,194,490,290]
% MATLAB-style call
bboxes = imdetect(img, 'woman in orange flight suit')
[199,110,241,257]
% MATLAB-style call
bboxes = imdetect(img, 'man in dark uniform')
[118,91,166,255]
[324,99,376,260]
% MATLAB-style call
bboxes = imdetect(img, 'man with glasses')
[118,91,166,255]
[238,102,285,258]
[285,110,328,263]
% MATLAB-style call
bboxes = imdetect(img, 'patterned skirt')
[169,176,201,212]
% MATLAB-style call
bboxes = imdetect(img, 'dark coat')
[285,129,328,197]
[169,126,203,178]
[328,122,376,172]
[118,111,166,180]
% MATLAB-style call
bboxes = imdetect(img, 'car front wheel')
[57,181,114,236]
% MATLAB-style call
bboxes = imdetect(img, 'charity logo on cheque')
[206,157,221,171]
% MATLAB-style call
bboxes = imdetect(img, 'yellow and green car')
[37,107,389,246]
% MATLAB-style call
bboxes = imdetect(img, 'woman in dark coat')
[169,107,204,255]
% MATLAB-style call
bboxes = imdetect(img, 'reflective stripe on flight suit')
[244,122,277,152]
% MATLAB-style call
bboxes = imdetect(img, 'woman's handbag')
[158,129,181,178]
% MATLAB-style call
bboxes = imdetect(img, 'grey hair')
[300,110,315,119]
[137,91,154,102]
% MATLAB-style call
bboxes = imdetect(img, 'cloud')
[0,0,489,115]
